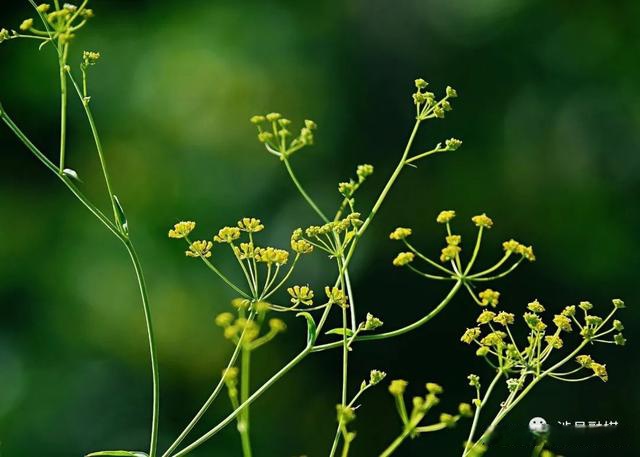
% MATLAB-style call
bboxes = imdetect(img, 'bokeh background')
[1,1,638,456]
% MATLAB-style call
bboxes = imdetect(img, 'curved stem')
[239,347,253,457]
[125,240,160,457]
[282,156,329,223]
[463,227,483,276]
[312,281,462,352]
[403,240,455,276]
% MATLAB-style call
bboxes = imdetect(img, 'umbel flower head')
[389,227,412,240]
[287,285,314,306]
[237,217,264,233]
[436,210,456,224]
[169,221,196,238]
[393,251,415,266]
[214,226,241,243]
[186,240,213,258]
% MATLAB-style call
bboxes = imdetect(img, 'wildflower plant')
[0,2,627,457]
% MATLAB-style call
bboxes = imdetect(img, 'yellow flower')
[186,240,213,258]
[215,312,234,327]
[446,234,461,246]
[493,311,514,326]
[168,221,196,238]
[478,289,500,307]
[477,310,496,324]
[527,299,545,313]
[237,217,264,233]
[553,314,572,332]
[269,318,287,333]
[436,210,456,224]
[440,245,461,263]
[213,226,241,243]
[393,252,415,266]
[20,18,34,31]
[388,379,408,396]
[471,213,493,229]
[254,247,289,265]
[389,227,412,240]
[545,335,563,349]
[287,285,314,306]
[502,239,522,253]
[461,327,481,344]
[325,286,348,307]
[516,244,536,261]
[590,362,608,382]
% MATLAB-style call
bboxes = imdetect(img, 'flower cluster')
[2,2,95,46]
[215,298,286,350]
[300,212,363,257]
[460,298,625,384]
[412,78,458,121]
[251,113,317,158]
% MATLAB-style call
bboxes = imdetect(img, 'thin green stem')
[66,70,121,227]
[463,227,483,275]
[312,281,462,352]
[239,347,253,457]
[58,42,69,172]
[125,239,160,457]
[379,427,412,457]
[462,370,502,456]
[161,319,251,457]
[172,346,311,457]
[282,155,329,223]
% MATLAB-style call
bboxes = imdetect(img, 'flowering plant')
[0,2,626,457]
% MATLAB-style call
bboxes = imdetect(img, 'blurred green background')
[1,1,639,456]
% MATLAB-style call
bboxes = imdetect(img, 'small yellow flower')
[290,229,314,254]
[446,234,461,246]
[233,242,255,260]
[287,285,314,306]
[237,217,264,233]
[527,299,545,313]
[436,210,456,224]
[356,164,374,181]
[478,289,500,307]
[215,312,234,327]
[576,354,593,368]
[516,244,536,261]
[168,221,196,239]
[502,239,522,253]
[364,313,383,330]
[461,327,481,344]
[268,318,287,333]
[266,112,281,122]
[440,245,461,263]
[388,379,408,396]
[480,331,506,347]
[426,382,443,394]
[545,335,563,349]
[213,226,241,243]
[471,213,493,229]
[458,403,473,417]
[393,252,415,266]
[389,227,412,240]
[590,362,608,382]
[36,4,50,13]
[20,18,34,31]
[493,311,515,326]
[222,366,239,382]
[325,286,348,307]
[254,247,289,265]
[186,240,213,258]
[477,310,496,324]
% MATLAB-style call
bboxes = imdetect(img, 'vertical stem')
[58,42,69,172]
[239,347,253,457]
[124,239,160,457]
[81,97,121,227]
[462,371,502,456]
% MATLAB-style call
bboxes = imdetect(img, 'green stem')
[161,317,253,457]
[125,239,160,457]
[462,371,502,456]
[58,42,69,172]
[282,155,329,223]
[379,427,412,457]
[67,70,121,227]
[239,347,253,457]
[312,281,462,352]
[171,346,312,457]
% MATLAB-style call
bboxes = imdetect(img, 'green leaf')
[325,328,354,337]
[86,452,148,457]
[296,312,317,346]
[113,195,129,235]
